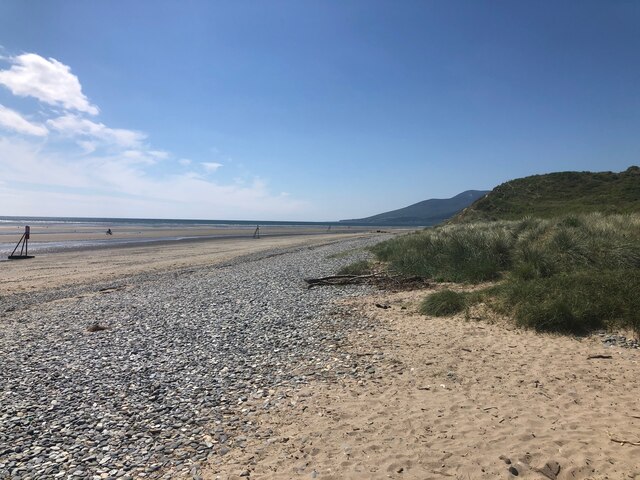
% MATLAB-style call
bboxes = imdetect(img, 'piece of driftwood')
[305,274,430,290]
[608,431,640,446]
[305,274,378,287]
[587,354,613,360]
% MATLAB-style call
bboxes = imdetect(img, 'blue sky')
[0,1,638,221]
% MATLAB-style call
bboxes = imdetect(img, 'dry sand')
[5,229,638,479]
[0,231,372,295]
[208,289,640,479]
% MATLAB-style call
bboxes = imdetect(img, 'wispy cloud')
[46,114,145,149]
[0,103,48,136]
[0,51,305,219]
[0,138,306,218]
[202,161,223,172]
[0,53,98,114]
[148,150,169,160]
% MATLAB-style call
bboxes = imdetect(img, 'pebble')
[599,332,639,349]
[0,235,389,479]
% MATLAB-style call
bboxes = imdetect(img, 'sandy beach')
[2,232,639,480]
[0,228,375,296]
[0,232,390,480]
[208,289,640,479]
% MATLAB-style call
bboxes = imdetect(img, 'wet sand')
[0,223,367,247]
[0,230,377,296]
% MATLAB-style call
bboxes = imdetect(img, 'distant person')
[253,225,260,239]
[106,228,113,235]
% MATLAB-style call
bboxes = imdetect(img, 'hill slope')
[454,167,640,222]
[340,190,489,226]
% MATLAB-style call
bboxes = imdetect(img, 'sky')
[0,1,639,221]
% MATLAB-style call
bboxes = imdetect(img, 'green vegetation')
[454,167,640,223]
[371,223,512,282]
[372,213,640,336]
[337,260,373,276]
[494,270,640,334]
[420,289,468,316]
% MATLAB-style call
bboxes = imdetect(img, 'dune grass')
[337,260,373,276]
[493,270,640,334]
[372,213,640,336]
[371,223,513,282]
[420,290,468,316]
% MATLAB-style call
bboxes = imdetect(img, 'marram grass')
[420,290,468,316]
[337,260,373,276]
[372,213,640,336]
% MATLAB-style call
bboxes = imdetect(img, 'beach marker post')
[8,226,35,260]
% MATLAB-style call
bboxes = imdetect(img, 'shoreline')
[0,231,386,296]
[0,224,384,257]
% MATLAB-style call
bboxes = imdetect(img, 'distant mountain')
[453,167,640,223]
[340,190,489,226]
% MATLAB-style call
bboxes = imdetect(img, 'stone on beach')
[0,235,387,479]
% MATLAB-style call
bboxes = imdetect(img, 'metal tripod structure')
[8,226,34,260]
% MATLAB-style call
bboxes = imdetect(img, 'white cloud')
[0,138,307,219]
[122,150,155,164]
[47,114,146,148]
[0,137,92,189]
[202,161,223,172]
[148,150,169,160]
[182,171,203,180]
[0,103,48,136]
[0,53,99,115]
[0,52,309,220]
[121,149,169,165]
[77,140,98,153]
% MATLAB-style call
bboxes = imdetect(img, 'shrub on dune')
[372,213,640,337]
[420,289,468,316]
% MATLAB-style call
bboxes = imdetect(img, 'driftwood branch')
[305,274,378,287]
[305,274,430,290]
[608,431,640,446]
